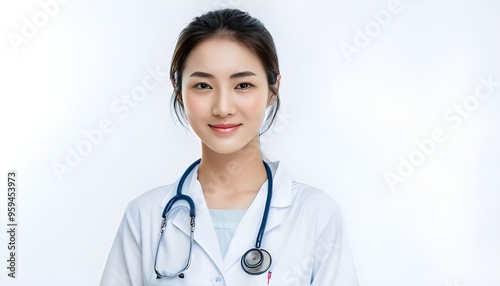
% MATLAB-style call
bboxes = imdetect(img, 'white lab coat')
[100,161,359,286]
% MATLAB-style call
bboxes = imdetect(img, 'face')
[180,37,277,155]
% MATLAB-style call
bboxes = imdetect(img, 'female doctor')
[100,8,359,286]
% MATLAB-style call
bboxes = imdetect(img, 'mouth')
[208,123,242,134]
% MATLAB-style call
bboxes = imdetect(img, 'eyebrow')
[189,71,257,79]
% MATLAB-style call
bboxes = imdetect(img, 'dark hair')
[170,8,280,133]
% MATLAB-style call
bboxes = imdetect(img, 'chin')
[203,140,250,156]
[200,131,260,156]
[208,146,245,155]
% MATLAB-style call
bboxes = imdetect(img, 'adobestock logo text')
[384,74,499,192]
[51,65,168,182]
[7,0,71,54]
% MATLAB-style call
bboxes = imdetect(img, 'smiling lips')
[209,123,242,134]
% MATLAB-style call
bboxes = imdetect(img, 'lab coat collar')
[266,160,293,208]
[159,160,294,273]
[157,161,292,208]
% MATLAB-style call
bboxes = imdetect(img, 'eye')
[235,83,252,90]
[194,83,212,89]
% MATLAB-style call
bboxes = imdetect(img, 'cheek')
[242,93,268,117]
[183,95,207,120]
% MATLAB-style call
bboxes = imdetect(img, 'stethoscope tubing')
[155,158,273,278]
[254,161,272,249]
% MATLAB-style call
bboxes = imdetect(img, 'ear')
[267,74,281,106]
[171,78,184,105]
[170,78,177,90]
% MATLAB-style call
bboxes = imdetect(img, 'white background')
[1,0,499,285]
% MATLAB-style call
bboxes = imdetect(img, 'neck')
[197,137,268,196]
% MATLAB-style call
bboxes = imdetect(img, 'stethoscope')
[154,159,273,279]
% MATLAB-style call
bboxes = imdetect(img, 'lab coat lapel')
[170,167,224,272]
[223,161,293,270]
[223,186,266,270]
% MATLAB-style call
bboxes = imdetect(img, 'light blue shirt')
[208,209,246,258]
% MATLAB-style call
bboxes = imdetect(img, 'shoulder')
[270,160,343,218]
[288,177,345,238]
[292,181,343,216]
[124,183,176,219]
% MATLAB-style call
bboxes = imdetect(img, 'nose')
[212,88,236,117]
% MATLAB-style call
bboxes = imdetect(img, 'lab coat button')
[213,276,222,283]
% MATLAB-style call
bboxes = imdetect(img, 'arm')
[311,201,359,286]
[100,207,143,286]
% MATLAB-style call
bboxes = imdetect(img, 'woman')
[101,8,359,286]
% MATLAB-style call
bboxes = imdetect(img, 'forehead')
[183,37,266,77]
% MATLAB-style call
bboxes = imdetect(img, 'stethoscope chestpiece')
[241,248,272,275]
